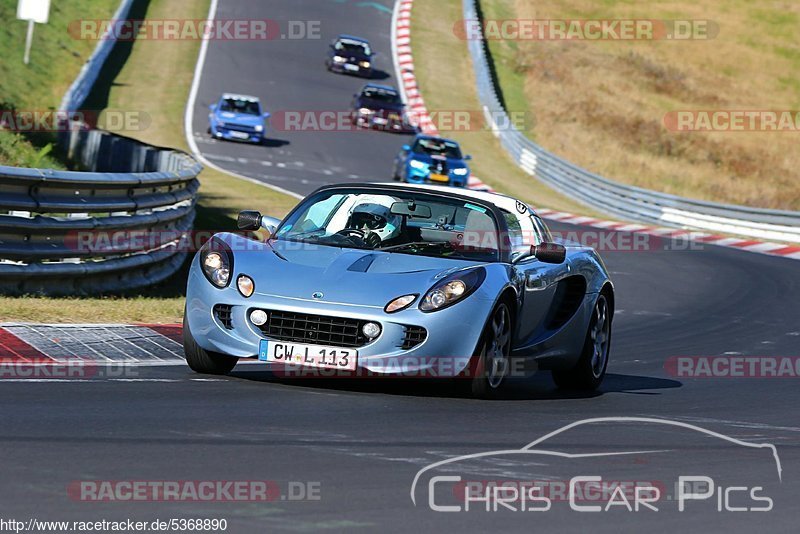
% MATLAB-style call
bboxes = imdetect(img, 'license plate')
[259,340,357,371]
[430,173,449,182]
[344,63,359,71]
[230,131,250,139]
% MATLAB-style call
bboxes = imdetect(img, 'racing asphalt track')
[2,0,799,532]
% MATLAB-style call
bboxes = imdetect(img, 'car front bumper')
[330,61,372,77]
[209,122,264,143]
[185,267,493,377]
[404,166,468,187]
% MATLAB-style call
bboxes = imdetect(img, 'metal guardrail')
[0,0,203,296]
[0,122,202,295]
[463,0,800,243]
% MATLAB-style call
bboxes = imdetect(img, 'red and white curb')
[0,324,185,365]
[391,0,799,262]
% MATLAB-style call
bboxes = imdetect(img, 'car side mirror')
[209,104,217,111]
[464,154,472,160]
[513,242,566,264]
[534,242,566,264]
[263,112,271,119]
[237,211,280,235]
[402,144,411,151]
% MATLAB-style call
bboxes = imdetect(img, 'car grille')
[400,326,427,350]
[221,123,256,133]
[430,159,449,175]
[213,304,234,329]
[252,309,374,348]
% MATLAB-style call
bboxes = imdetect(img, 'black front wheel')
[183,315,238,375]
[464,302,512,398]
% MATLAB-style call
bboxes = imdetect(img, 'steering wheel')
[336,228,366,240]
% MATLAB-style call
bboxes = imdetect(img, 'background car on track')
[351,84,414,133]
[208,94,270,144]
[183,183,614,397]
[393,135,472,187]
[326,34,374,77]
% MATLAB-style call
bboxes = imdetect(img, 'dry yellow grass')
[411,0,594,214]
[483,0,800,210]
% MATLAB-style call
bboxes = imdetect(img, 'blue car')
[183,183,614,398]
[208,93,270,144]
[393,135,471,187]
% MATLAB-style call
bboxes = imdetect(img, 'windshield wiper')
[377,241,452,252]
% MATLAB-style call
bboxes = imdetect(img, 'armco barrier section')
[0,122,202,296]
[463,0,800,243]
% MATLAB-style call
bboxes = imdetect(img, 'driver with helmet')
[344,195,402,248]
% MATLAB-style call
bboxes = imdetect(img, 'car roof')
[413,134,460,146]
[221,93,260,102]
[361,83,398,93]
[337,34,370,44]
[381,183,535,216]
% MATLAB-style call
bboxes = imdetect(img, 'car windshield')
[335,40,371,56]
[219,98,260,115]
[413,138,463,159]
[275,189,500,261]
[362,87,400,104]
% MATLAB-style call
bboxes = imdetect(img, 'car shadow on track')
[226,369,682,401]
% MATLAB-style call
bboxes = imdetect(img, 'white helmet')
[348,195,401,242]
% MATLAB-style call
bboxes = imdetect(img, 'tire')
[182,315,238,375]
[552,294,611,391]
[463,302,512,398]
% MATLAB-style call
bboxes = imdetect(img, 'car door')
[505,211,571,347]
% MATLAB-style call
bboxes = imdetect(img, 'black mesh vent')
[401,326,427,350]
[213,304,234,329]
[253,309,376,348]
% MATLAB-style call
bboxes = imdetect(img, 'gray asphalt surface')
[2,0,798,532]
[189,0,414,196]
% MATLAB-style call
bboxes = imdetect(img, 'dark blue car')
[208,94,270,144]
[392,135,471,187]
[326,35,373,78]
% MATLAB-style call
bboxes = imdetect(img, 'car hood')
[335,50,371,61]
[408,153,467,169]
[356,97,405,113]
[214,111,263,126]
[248,240,483,306]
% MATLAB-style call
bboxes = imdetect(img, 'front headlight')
[359,61,371,68]
[420,268,486,312]
[452,167,469,176]
[254,125,264,132]
[333,55,346,63]
[200,239,233,288]
[385,294,417,313]
[409,159,427,170]
[358,107,374,115]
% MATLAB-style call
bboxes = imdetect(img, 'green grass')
[0,0,119,167]
[1,0,296,324]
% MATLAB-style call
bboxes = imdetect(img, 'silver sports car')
[183,183,614,397]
